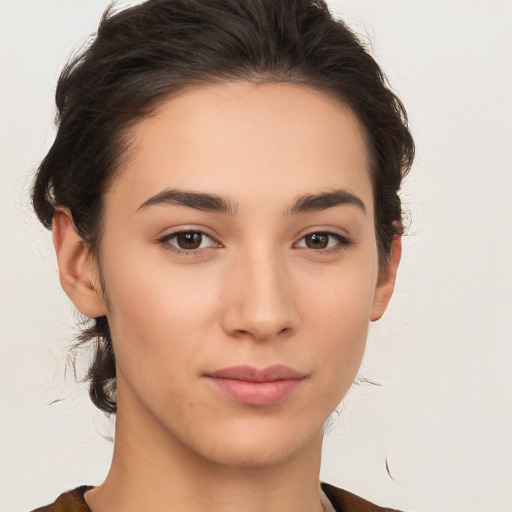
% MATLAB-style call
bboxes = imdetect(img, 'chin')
[201,442,302,469]
[187,420,324,469]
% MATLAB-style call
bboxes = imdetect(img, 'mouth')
[205,365,307,407]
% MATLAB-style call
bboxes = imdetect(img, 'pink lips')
[205,365,306,407]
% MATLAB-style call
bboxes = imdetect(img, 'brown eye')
[161,230,217,252]
[295,232,351,251]
[176,232,203,250]
[304,233,329,249]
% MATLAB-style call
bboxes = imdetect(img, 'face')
[69,82,398,468]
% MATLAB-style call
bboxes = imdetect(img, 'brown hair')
[32,0,414,414]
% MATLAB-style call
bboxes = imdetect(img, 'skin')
[53,82,401,512]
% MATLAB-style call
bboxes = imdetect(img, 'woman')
[31,0,414,510]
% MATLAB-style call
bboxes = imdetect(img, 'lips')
[205,365,306,407]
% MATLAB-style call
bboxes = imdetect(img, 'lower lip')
[206,377,304,407]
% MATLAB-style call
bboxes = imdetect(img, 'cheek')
[106,245,219,324]
[300,257,378,397]
[302,246,378,336]
[101,252,222,386]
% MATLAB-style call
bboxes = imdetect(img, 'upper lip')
[206,365,306,382]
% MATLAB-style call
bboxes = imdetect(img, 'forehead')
[107,81,373,216]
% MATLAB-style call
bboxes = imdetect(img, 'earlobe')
[370,235,402,322]
[52,208,107,318]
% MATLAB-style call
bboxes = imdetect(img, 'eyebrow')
[288,189,366,215]
[137,188,366,216]
[137,189,238,215]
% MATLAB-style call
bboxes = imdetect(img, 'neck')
[86,381,326,512]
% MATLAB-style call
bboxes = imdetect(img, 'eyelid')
[158,228,222,255]
[293,230,354,252]
[156,226,353,256]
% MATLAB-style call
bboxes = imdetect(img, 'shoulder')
[321,482,404,512]
[31,486,93,512]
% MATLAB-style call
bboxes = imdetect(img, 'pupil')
[307,233,328,249]
[177,232,201,249]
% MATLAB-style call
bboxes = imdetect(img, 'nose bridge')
[222,242,298,340]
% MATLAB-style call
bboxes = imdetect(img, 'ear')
[52,208,107,318]
[370,235,402,322]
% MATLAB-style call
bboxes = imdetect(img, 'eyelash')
[158,230,221,256]
[294,232,353,254]
[157,230,353,256]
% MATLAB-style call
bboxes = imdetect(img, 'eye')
[295,232,351,251]
[159,230,218,252]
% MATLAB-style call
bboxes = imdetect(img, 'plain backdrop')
[1,1,511,511]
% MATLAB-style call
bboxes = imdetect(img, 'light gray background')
[1,1,511,511]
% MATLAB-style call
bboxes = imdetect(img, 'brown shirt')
[31,482,402,512]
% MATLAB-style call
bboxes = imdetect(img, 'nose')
[220,248,299,341]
